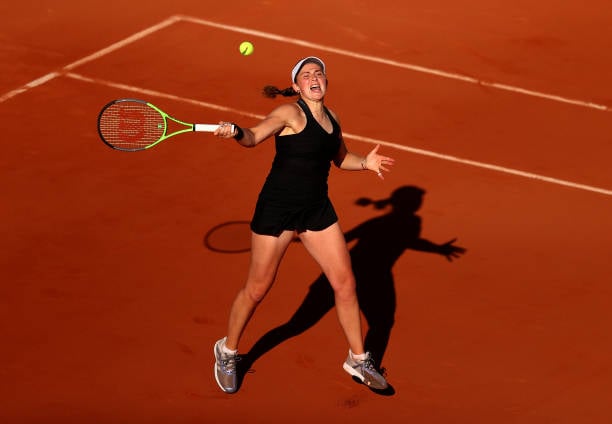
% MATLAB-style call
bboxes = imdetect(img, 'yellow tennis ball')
[239,41,254,56]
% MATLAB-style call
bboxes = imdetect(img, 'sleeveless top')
[250,99,342,236]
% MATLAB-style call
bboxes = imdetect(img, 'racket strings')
[99,102,165,150]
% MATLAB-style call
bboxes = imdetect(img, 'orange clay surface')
[1,1,611,423]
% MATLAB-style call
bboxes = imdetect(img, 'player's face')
[293,63,327,99]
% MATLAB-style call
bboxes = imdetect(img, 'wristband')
[360,158,367,170]
[233,125,244,141]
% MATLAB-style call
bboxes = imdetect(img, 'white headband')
[291,56,326,82]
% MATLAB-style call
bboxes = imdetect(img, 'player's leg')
[299,223,388,389]
[225,230,295,350]
[298,223,363,352]
[214,230,294,393]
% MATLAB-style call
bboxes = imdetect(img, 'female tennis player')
[212,56,395,393]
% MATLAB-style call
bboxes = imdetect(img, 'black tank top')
[258,99,341,203]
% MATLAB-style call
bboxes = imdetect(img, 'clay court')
[2,1,611,423]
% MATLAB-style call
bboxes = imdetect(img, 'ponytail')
[263,85,299,98]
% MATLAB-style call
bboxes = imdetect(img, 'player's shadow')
[238,185,466,394]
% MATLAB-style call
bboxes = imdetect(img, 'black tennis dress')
[250,99,341,236]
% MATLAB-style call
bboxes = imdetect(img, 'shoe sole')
[343,362,388,390]
[343,362,365,382]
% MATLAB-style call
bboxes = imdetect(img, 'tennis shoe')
[343,351,388,390]
[214,337,239,393]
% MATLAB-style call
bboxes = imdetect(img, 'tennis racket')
[97,98,233,151]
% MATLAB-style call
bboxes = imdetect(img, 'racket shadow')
[239,185,467,395]
[203,221,252,254]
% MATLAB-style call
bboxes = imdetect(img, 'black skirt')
[250,196,338,236]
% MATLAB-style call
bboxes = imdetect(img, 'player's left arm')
[331,110,395,178]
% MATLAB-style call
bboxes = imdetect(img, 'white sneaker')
[213,337,239,393]
[342,351,388,390]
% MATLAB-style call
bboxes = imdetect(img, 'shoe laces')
[351,351,375,370]
[361,354,377,371]
[220,353,240,374]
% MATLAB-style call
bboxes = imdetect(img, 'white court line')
[0,16,180,104]
[1,15,610,196]
[66,72,264,120]
[0,72,62,103]
[66,72,612,196]
[64,16,182,71]
[176,14,610,112]
[2,13,611,113]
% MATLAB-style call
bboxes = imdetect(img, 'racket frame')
[97,98,231,152]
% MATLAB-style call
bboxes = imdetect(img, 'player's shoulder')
[267,102,303,124]
[277,101,303,115]
[326,106,340,124]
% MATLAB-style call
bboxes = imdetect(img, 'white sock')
[221,338,238,355]
[350,350,367,362]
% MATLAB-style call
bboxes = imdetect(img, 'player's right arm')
[216,103,302,148]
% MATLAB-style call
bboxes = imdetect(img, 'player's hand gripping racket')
[97,98,232,151]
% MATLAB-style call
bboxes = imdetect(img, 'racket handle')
[194,124,235,132]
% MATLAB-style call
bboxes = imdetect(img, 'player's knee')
[330,274,356,299]
[244,280,271,303]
